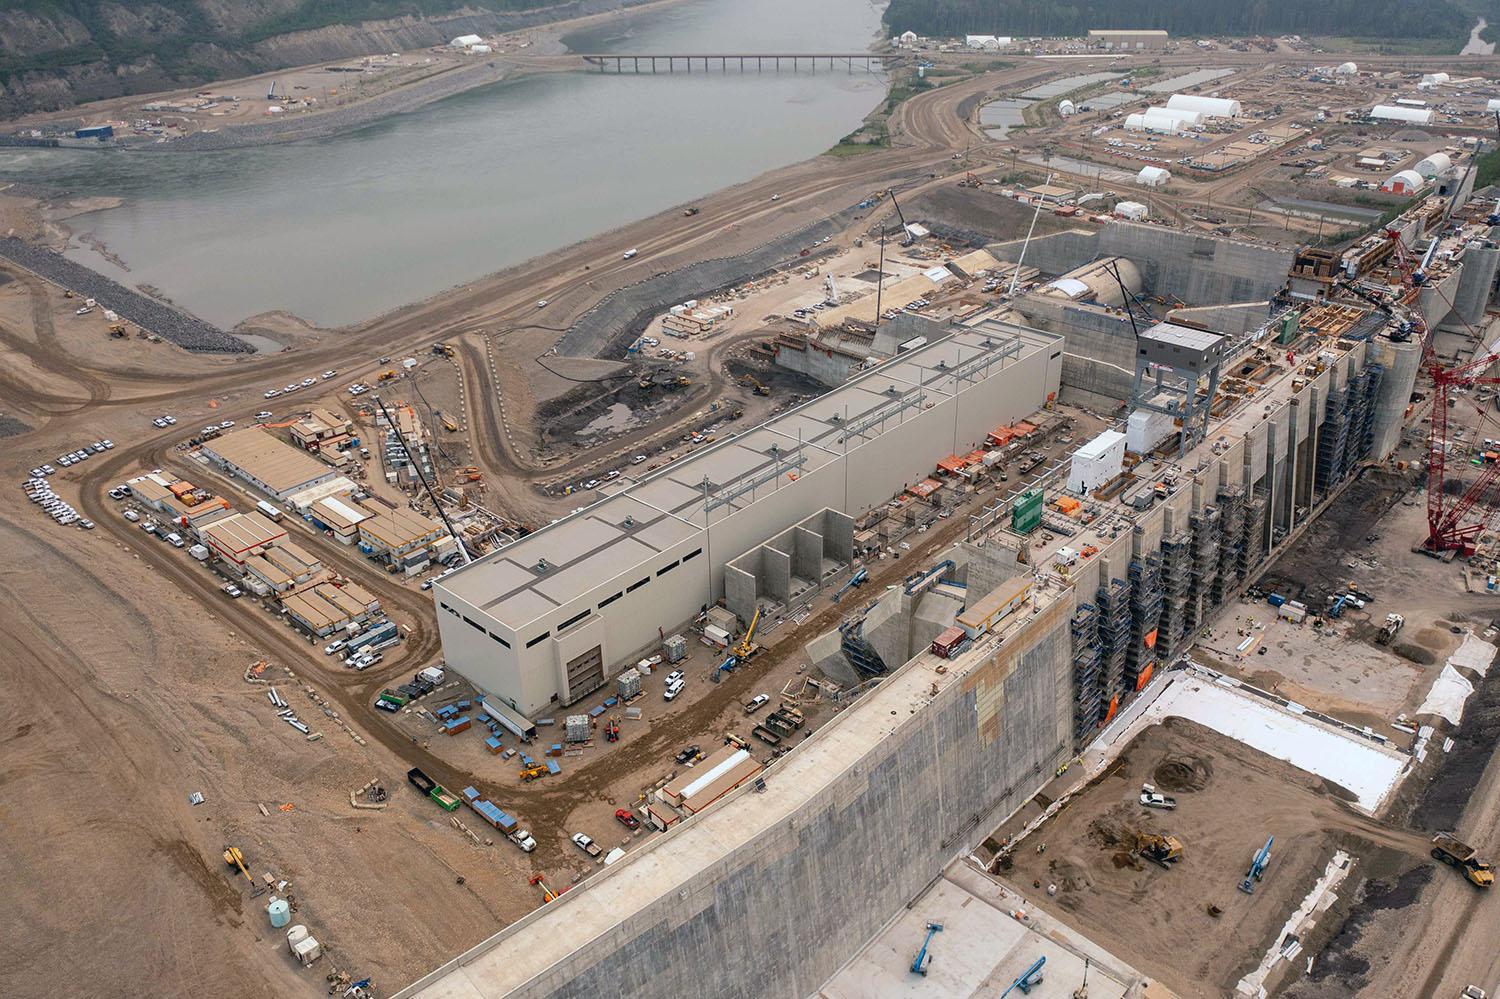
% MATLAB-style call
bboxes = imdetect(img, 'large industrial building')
[433,323,1064,717]
[404,266,1424,999]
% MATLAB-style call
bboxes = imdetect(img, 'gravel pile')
[0,237,251,353]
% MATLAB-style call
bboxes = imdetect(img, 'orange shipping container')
[1054,496,1082,515]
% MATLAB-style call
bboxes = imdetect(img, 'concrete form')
[433,323,1063,717]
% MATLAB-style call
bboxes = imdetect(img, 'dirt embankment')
[0,0,658,119]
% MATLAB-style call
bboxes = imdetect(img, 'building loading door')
[564,645,605,702]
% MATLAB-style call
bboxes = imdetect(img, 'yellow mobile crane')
[731,607,762,661]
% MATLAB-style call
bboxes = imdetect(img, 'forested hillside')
[0,0,636,116]
[882,0,1475,42]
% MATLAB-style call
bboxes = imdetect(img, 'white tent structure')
[449,34,483,48]
[1115,200,1148,221]
[1124,107,1203,134]
[1136,166,1171,187]
[1420,72,1451,87]
[1165,94,1241,118]
[1381,169,1425,195]
[1414,152,1452,178]
[1335,62,1358,75]
[1058,99,1076,117]
[1371,104,1435,125]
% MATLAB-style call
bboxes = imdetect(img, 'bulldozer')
[1135,832,1184,869]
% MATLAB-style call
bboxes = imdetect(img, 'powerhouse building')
[433,323,1064,717]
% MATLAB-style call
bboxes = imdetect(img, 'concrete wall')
[1012,296,1137,406]
[990,222,1293,307]
[402,594,1075,999]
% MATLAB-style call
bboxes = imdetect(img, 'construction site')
[8,32,1500,999]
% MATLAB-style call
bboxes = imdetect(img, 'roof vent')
[622,515,636,529]
[534,558,551,573]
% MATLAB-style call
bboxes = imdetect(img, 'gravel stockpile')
[0,237,250,353]
[556,203,866,361]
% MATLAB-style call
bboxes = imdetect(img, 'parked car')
[631,454,647,465]
[571,832,602,858]
[322,369,337,379]
[122,510,140,522]
[255,411,273,421]
[745,694,770,714]
[324,639,346,656]
[615,808,640,831]
[264,389,280,398]
[664,681,684,702]
[674,745,700,765]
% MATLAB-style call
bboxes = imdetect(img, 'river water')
[0,0,886,329]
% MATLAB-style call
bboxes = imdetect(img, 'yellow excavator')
[1136,832,1184,869]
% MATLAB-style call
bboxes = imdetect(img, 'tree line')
[883,0,1473,41]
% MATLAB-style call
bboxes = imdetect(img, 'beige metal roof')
[312,496,372,531]
[202,512,286,555]
[360,507,443,549]
[204,428,334,493]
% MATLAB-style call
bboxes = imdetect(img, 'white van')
[664,678,685,701]
[418,665,446,685]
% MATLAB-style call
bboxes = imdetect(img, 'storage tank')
[1164,94,1241,118]
[267,898,291,929]
[286,925,309,950]
[1414,152,1452,178]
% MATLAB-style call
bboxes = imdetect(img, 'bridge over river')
[576,52,891,74]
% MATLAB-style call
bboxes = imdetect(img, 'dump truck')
[1136,832,1184,869]
[1432,834,1495,887]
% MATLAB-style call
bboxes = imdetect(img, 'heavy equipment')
[528,874,564,903]
[519,763,548,782]
[1432,834,1495,888]
[1136,832,1184,869]
[1377,613,1405,645]
[377,369,397,382]
[909,921,943,976]
[832,567,869,603]
[440,414,460,432]
[1423,337,1500,554]
[741,374,771,396]
[730,607,761,660]
[1239,836,1274,893]
[1000,957,1046,997]
[432,342,455,357]
[223,845,253,882]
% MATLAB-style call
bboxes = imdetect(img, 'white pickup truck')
[1139,783,1177,810]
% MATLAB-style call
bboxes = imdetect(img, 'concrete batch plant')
[432,323,1064,718]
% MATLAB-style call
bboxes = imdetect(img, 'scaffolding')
[1313,386,1350,495]
[1096,578,1132,717]
[1158,532,1192,659]
[1127,554,1164,689]
[1212,486,1245,606]
[838,618,888,678]
[1239,493,1269,578]
[1185,507,1221,636]
[1071,602,1104,744]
